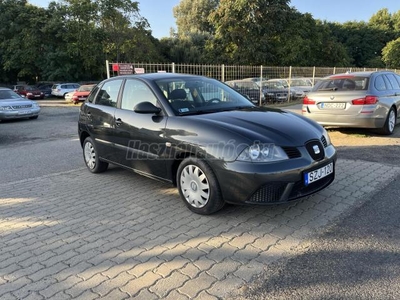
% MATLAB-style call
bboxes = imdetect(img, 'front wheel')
[379,107,396,135]
[83,137,108,173]
[177,157,224,215]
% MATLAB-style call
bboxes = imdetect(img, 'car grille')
[321,135,328,147]
[282,146,301,159]
[248,183,287,203]
[12,104,32,109]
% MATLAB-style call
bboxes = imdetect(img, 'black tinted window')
[87,86,99,103]
[94,79,122,107]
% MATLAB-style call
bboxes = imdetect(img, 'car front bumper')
[0,108,40,120]
[212,144,337,205]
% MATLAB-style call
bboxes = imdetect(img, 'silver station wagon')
[302,71,400,135]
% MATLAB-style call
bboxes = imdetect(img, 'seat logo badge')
[313,145,320,154]
[330,95,335,100]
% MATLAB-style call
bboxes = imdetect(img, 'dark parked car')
[78,73,337,214]
[225,80,265,105]
[13,85,44,99]
[0,88,40,121]
[260,81,290,103]
[303,71,400,135]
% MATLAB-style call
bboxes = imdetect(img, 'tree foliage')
[0,0,399,84]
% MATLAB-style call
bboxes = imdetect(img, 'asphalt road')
[0,105,83,183]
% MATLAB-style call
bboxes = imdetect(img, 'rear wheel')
[83,137,108,173]
[177,157,224,215]
[379,107,396,135]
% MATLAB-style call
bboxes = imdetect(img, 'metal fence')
[106,60,398,82]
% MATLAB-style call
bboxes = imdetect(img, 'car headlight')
[27,92,33,96]
[237,143,289,162]
[322,128,331,146]
[0,106,13,111]
[32,102,40,108]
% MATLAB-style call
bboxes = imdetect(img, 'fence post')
[333,67,336,74]
[288,66,292,102]
[260,65,263,106]
[172,62,175,73]
[312,66,316,85]
[106,60,110,79]
[221,64,225,82]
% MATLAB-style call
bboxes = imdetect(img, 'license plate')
[19,110,30,115]
[78,97,86,100]
[34,95,40,97]
[304,162,334,185]
[320,102,345,109]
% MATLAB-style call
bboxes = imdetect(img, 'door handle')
[87,111,92,121]
[115,118,122,126]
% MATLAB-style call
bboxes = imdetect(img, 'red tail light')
[352,96,378,105]
[303,96,315,105]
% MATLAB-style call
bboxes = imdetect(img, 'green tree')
[382,37,400,68]
[173,0,219,37]
[207,0,293,64]
[0,0,48,83]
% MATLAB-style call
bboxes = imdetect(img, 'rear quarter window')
[374,76,388,91]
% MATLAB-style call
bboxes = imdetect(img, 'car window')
[120,79,157,110]
[315,76,368,91]
[385,74,400,90]
[87,86,100,103]
[374,75,388,91]
[94,79,122,107]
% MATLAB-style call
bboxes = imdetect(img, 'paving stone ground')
[1,159,399,299]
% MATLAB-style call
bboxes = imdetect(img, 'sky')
[28,0,399,39]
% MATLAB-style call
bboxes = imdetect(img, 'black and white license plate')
[320,102,345,109]
[304,162,334,185]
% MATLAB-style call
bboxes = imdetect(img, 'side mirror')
[134,101,162,114]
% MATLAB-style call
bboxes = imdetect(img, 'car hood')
[0,99,38,106]
[74,91,90,96]
[188,107,323,146]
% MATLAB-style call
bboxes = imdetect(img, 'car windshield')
[155,77,254,115]
[314,76,369,91]
[78,85,94,92]
[290,79,312,87]
[0,90,23,100]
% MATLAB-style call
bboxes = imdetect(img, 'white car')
[51,83,80,98]
[64,91,75,102]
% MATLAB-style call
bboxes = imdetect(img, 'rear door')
[82,78,123,162]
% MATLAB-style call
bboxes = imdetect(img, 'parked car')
[302,71,400,135]
[260,81,290,103]
[71,84,96,104]
[64,91,75,102]
[78,73,337,214]
[34,83,53,98]
[13,85,44,99]
[225,80,265,104]
[51,83,80,98]
[0,87,40,121]
[268,78,313,95]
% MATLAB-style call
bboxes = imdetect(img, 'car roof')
[109,73,209,81]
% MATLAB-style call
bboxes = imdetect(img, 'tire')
[83,137,108,173]
[177,157,224,215]
[379,107,396,135]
